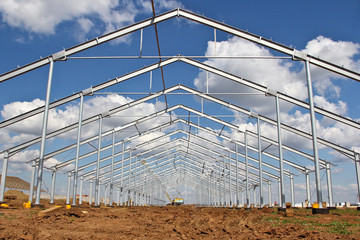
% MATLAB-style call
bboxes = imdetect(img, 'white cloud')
[2,149,37,174]
[0,93,171,174]
[0,0,183,39]
[0,94,170,143]
[193,35,360,158]
[0,148,73,176]
[331,167,343,174]
[313,95,348,115]
[305,36,360,72]
[194,37,307,116]
[304,36,360,98]
[194,36,360,116]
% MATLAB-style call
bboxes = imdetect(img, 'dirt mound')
[3,190,29,206]
[0,175,31,191]
[4,190,29,201]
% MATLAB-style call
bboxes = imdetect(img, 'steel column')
[72,92,84,205]
[121,142,125,192]
[222,156,226,206]
[305,170,311,207]
[95,116,103,206]
[89,179,93,205]
[0,151,9,202]
[117,187,121,206]
[278,179,281,207]
[97,184,101,205]
[228,151,231,206]
[50,170,56,204]
[29,162,36,202]
[326,163,334,207]
[66,172,71,205]
[253,185,256,206]
[79,176,83,205]
[268,181,272,207]
[275,94,285,208]
[208,175,211,206]
[104,184,108,205]
[245,132,249,206]
[109,131,116,206]
[35,59,54,205]
[235,143,239,206]
[257,117,264,207]
[241,190,244,206]
[355,154,360,203]
[305,60,323,207]
[128,149,132,205]
[135,156,138,205]
[218,161,221,206]
[290,174,295,207]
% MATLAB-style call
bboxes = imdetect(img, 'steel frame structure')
[0,8,359,209]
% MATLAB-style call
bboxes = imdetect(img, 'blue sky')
[0,0,360,204]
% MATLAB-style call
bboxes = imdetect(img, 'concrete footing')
[277,207,286,212]
[312,208,329,214]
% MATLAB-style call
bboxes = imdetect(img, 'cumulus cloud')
[0,94,170,145]
[0,149,71,174]
[0,0,183,39]
[193,35,360,157]
[304,36,360,98]
[305,36,360,71]
[313,95,348,115]
[0,93,172,176]
[194,37,307,116]
[194,36,359,116]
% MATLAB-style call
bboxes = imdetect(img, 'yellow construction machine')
[166,191,184,205]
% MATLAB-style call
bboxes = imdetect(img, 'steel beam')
[177,9,360,81]
[6,85,180,157]
[0,58,178,130]
[0,9,179,82]
[180,58,360,132]
[178,107,320,170]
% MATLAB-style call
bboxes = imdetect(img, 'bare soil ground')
[1,191,360,239]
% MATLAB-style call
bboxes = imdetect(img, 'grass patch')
[330,208,360,216]
[261,214,360,235]
[315,221,355,235]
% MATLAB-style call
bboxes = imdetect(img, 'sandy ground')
[1,191,360,239]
